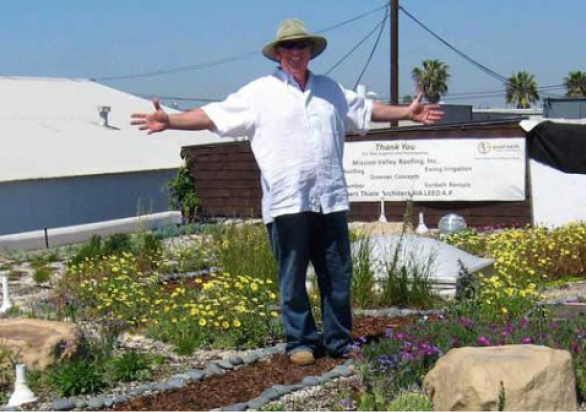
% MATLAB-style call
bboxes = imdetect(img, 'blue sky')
[1,0,584,108]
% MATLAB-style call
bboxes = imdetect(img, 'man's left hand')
[408,92,444,124]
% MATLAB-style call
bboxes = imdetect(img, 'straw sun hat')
[262,19,327,62]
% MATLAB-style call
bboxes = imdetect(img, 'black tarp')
[527,121,586,174]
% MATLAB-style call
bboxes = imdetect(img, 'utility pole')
[390,0,399,127]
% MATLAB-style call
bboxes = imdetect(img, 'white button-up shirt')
[202,68,372,223]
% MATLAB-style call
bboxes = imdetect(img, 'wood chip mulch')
[107,315,415,411]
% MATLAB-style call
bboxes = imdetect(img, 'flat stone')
[216,359,234,370]
[155,382,175,391]
[271,384,292,395]
[87,397,105,409]
[301,375,320,386]
[167,378,187,388]
[129,388,145,397]
[334,365,353,377]
[52,399,75,411]
[205,362,225,377]
[260,387,280,401]
[224,402,248,411]
[186,369,205,381]
[247,396,269,410]
[172,373,193,381]
[264,347,280,356]
[286,383,305,391]
[112,395,129,404]
[319,371,338,383]
[138,383,157,392]
[241,352,259,365]
[227,355,243,366]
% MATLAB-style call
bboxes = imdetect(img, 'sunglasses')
[278,40,312,50]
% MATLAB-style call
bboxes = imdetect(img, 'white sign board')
[344,138,526,201]
[530,159,586,227]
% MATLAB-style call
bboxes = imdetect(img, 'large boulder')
[423,345,577,411]
[0,319,81,370]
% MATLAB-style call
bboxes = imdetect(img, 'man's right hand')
[131,98,170,134]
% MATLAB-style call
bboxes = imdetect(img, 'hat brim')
[262,35,327,62]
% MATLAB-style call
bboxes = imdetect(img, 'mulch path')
[107,315,415,411]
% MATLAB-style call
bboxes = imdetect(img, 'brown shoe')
[289,350,315,365]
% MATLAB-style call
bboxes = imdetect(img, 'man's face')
[274,39,312,78]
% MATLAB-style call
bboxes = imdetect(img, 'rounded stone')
[52,399,75,411]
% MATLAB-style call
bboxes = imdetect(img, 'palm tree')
[506,71,539,108]
[412,59,450,103]
[564,71,586,97]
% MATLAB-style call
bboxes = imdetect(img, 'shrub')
[32,264,54,284]
[57,253,161,326]
[147,272,282,351]
[107,350,153,382]
[70,235,103,265]
[351,234,375,309]
[168,165,201,223]
[47,359,108,397]
[387,392,433,411]
[208,223,278,294]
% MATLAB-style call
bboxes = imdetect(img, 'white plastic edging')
[0,211,182,252]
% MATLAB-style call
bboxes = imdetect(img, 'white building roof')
[0,76,227,183]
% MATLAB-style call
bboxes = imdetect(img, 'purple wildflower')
[478,336,491,346]
[571,341,581,354]
[521,337,533,344]
[459,317,474,329]
[519,317,530,329]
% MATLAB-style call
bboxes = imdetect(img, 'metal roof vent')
[98,106,111,127]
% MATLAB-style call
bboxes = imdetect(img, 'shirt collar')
[273,67,313,89]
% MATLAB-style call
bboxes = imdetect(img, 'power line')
[139,83,567,105]
[353,6,389,90]
[399,5,509,84]
[92,4,388,82]
[325,9,388,76]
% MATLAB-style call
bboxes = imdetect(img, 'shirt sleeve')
[201,89,255,139]
[343,87,373,137]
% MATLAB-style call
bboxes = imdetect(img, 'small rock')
[334,365,353,377]
[186,369,205,381]
[228,355,244,366]
[224,402,248,411]
[205,362,225,377]
[271,384,292,395]
[241,352,259,364]
[168,378,187,388]
[260,387,280,401]
[53,398,75,411]
[216,359,234,370]
[87,397,105,409]
[74,399,87,409]
[155,382,174,391]
[103,398,114,407]
[301,375,320,386]
[247,396,269,410]
[172,373,193,381]
[112,395,129,404]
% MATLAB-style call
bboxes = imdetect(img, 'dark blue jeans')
[267,211,352,356]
